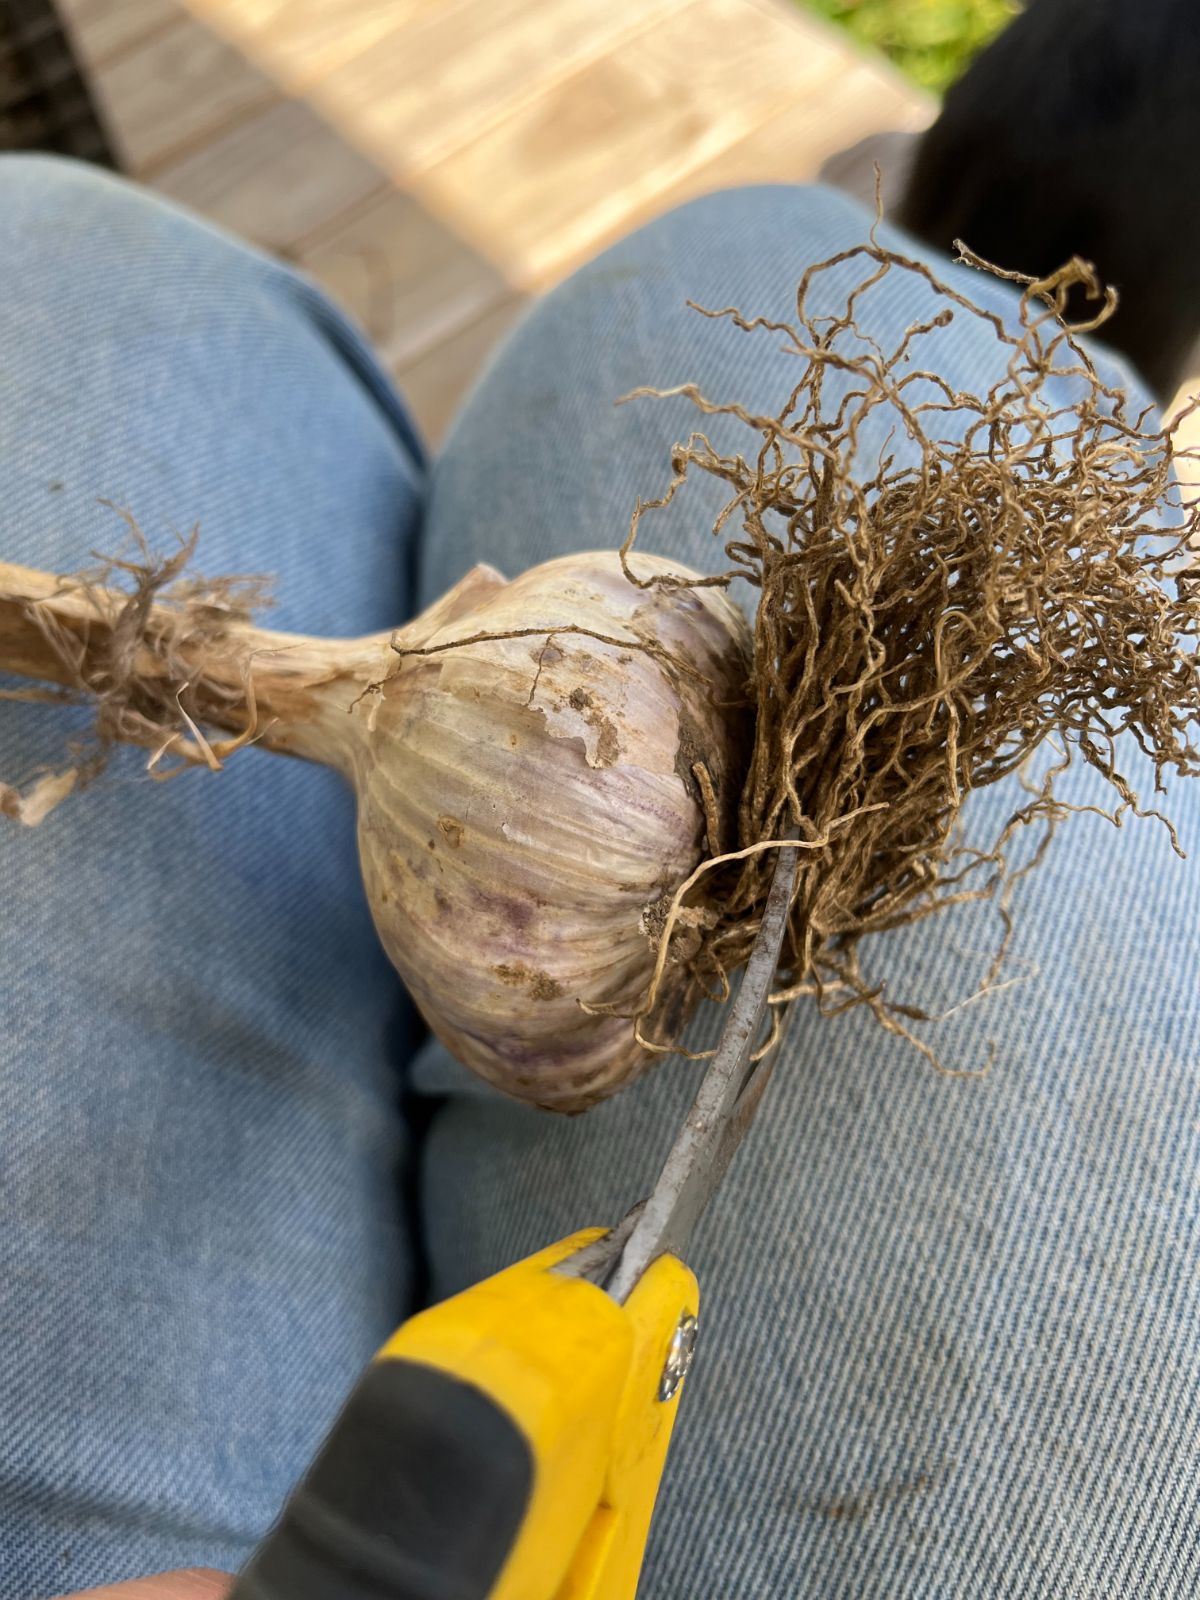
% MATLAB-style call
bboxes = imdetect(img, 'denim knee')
[0,152,422,625]
[0,150,264,274]
[0,149,124,209]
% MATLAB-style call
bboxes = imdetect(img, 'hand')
[53,1570,232,1600]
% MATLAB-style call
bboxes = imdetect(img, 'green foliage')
[805,0,1019,92]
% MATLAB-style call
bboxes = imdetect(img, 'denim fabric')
[417,189,1200,1597]
[2,160,1198,1598]
[0,155,422,1594]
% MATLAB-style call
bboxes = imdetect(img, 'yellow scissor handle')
[230,1230,699,1600]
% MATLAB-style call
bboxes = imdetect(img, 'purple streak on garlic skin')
[352,551,751,1112]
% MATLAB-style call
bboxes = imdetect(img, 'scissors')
[230,843,798,1600]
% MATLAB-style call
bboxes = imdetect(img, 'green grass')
[805,0,1020,93]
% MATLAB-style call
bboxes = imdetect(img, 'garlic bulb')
[1,550,750,1110]
[356,553,749,1108]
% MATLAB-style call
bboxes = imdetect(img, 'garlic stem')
[0,559,504,775]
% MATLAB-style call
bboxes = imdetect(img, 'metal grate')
[0,0,117,164]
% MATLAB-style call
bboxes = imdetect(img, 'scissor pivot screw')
[658,1312,699,1402]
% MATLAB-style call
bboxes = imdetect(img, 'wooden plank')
[566,83,929,282]
[91,15,279,176]
[298,187,515,369]
[310,0,694,176]
[384,15,928,435]
[640,58,931,227]
[392,295,528,447]
[695,62,930,185]
[56,0,182,70]
[154,98,385,256]
[76,0,936,448]
[184,0,435,93]
[412,0,867,289]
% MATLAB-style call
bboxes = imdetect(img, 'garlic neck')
[0,560,507,780]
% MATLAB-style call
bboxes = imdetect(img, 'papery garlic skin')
[0,547,749,1112]
[355,551,750,1111]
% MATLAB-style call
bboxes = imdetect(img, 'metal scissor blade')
[600,842,798,1303]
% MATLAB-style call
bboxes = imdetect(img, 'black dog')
[898,0,1200,400]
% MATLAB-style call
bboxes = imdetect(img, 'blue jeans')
[2,156,1197,1598]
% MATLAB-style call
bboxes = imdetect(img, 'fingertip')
[55,1566,234,1600]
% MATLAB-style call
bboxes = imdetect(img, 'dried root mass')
[617,241,1200,1068]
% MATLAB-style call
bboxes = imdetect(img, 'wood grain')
[186,0,436,92]
[412,0,871,286]
[154,99,385,254]
[56,0,183,69]
[299,186,515,368]
[309,0,694,176]
[91,15,278,175]
[58,0,933,451]
[628,59,932,238]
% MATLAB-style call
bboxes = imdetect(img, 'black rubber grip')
[231,1358,534,1600]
